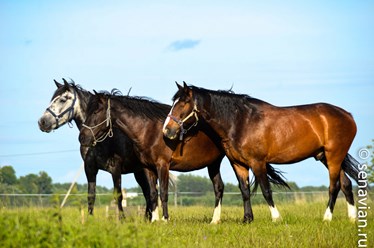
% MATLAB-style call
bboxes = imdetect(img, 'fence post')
[60,162,84,208]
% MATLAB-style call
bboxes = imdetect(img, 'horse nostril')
[38,118,46,128]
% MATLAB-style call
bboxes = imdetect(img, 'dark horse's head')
[38,79,82,132]
[79,90,117,147]
[163,81,200,140]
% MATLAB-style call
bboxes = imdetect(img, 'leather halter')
[46,90,77,128]
[167,103,199,140]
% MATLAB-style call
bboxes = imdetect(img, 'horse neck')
[113,101,163,145]
[197,93,239,139]
[73,90,92,130]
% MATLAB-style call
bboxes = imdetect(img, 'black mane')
[174,84,262,121]
[92,90,171,121]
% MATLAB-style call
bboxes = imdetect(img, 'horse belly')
[170,134,221,172]
[266,116,324,164]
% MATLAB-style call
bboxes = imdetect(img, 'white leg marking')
[323,207,333,221]
[347,203,357,222]
[210,201,222,224]
[161,216,168,222]
[151,207,160,222]
[269,205,281,222]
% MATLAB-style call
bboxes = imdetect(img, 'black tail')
[252,163,290,195]
[341,153,360,184]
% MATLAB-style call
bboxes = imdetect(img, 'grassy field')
[0,201,372,248]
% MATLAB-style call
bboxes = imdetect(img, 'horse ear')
[54,80,63,88]
[182,81,192,96]
[93,90,98,95]
[62,78,69,87]
[175,81,183,91]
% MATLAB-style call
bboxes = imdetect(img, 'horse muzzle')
[163,127,179,140]
[38,117,53,133]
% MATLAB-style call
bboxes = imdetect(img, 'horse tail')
[341,153,360,184]
[251,163,290,195]
[168,172,178,190]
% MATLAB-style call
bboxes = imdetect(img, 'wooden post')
[60,162,84,208]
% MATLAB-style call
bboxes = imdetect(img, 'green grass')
[0,201,372,247]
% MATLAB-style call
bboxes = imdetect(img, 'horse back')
[239,102,356,163]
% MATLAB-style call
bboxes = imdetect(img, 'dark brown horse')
[78,90,289,223]
[38,79,156,219]
[163,82,360,223]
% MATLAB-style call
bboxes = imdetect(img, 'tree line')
[2,157,373,196]
[0,165,110,195]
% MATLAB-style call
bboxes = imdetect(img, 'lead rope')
[82,99,113,146]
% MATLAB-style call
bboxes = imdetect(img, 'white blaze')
[162,98,179,132]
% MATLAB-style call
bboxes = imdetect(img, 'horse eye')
[60,97,67,103]
[93,107,101,114]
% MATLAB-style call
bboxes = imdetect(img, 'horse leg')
[157,165,170,221]
[141,168,160,222]
[323,153,343,222]
[231,162,253,223]
[319,157,340,221]
[207,159,224,224]
[339,170,357,222]
[134,169,152,221]
[320,154,355,221]
[84,163,98,215]
[111,170,124,219]
[253,163,281,222]
[142,168,159,222]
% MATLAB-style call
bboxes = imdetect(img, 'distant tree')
[19,174,39,193]
[285,181,299,191]
[225,182,240,192]
[0,165,17,185]
[177,174,211,193]
[36,171,53,194]
[53,183,73,193]
[18,172,53,194]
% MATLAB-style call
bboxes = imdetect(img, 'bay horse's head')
[38,79,80,132]
[79,91,114,147]
[163,81,199,140]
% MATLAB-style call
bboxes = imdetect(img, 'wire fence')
[2,191,370,209]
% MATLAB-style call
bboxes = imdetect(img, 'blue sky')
[0,1,373,189]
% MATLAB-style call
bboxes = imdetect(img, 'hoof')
[242,217,253,224]
[272,215,282,223]
[210,219,221,224]
[349,217,357,223]
[323,208,332,222]
[161,216,169,222]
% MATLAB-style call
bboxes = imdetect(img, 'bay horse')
[78,90,289,223]
[163,82,360,223]
[38,79,156,219]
